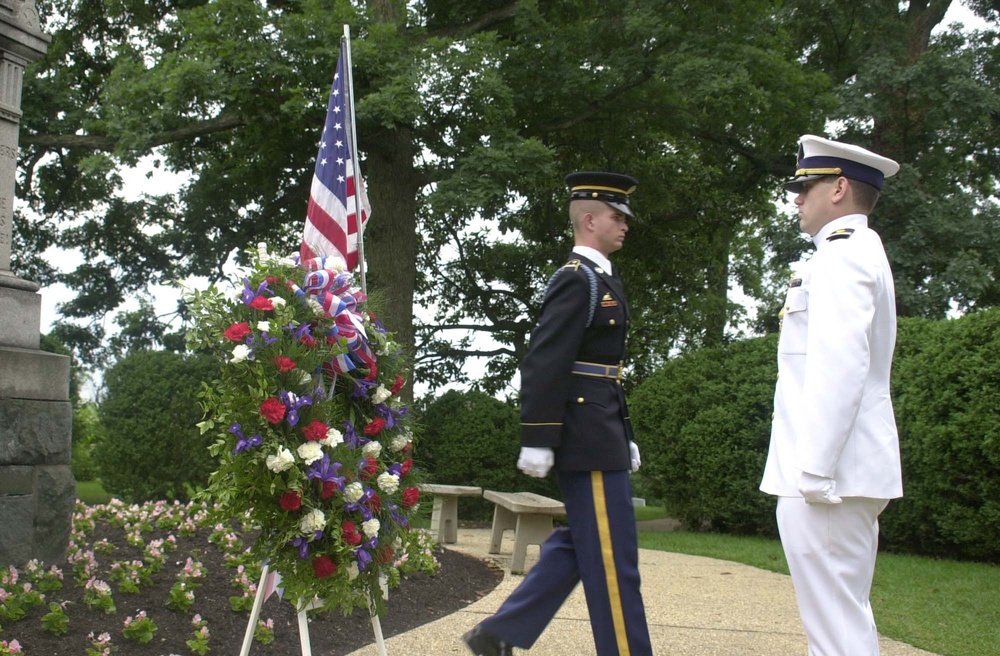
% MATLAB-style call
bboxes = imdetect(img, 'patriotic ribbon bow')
[290,257,377,375]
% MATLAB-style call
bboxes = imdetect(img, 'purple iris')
[306,455,345,491]
[288,531,323,559]
[343,420,368,449]
[374,404,408,429]
[387,503,409,528]
[351,378,377,400]
[230,423,263,455]
[289,322,313,342]
[279,390,312,427]
[241,278,272,306]
[345,487,375,521]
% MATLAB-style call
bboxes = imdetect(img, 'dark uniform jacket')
[519,253,633,472]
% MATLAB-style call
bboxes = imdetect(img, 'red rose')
[313,555,336,578]
[401,487,420,508]
[300,334,317,348]
[266,276,280,285]
[363,418,386,437]
[390,375,405,396]
[342,522,362,546]
[223,322,251,342]
[273,356,297,374]
[302,420,328,442]
[260,397,286,424]
[279,491,301,511]
[365,363,378,381]
[377,545,395,564]
[320,480,338,499]
[400,459,413,477]
[366,493,381,512]
[401,441,413,453]
[249,295,275,311]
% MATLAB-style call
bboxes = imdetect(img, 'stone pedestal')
[0,1,69,568]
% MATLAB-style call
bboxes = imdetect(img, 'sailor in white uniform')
[760,134,904,656]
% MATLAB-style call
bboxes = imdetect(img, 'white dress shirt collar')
[812,214,868,249]
[572,246,613,274]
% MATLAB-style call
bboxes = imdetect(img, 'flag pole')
[343,24,367,295]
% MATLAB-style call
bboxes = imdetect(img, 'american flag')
[300,39,371,271]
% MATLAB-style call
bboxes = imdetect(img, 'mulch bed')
[5,516,503,656]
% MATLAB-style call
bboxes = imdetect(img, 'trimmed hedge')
[416,389,561,521]
[630,310,1000,562]
[95,350,221,502]
[629,335,778,535]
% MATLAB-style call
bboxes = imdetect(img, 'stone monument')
[0,0,73,568]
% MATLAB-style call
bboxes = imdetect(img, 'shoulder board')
[826,228,855,242]
[562,259,582,271]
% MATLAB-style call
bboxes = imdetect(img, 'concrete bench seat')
[420,484,483,544]
[483,490,566,574]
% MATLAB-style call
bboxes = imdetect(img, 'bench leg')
[430,496,460,544]
[511,514,554,575]
[489,505,517,554]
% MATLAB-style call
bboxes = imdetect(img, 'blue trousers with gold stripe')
[479,470,652,655]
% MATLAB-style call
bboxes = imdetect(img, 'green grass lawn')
[75,479,112,505]
[639,522,1000,656]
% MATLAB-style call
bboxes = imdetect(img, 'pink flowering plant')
[184,244,426,615]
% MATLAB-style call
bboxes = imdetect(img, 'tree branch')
[426,3,518,39]
[21,114,248,152]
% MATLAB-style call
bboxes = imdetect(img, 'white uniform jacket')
[761,214,903,500]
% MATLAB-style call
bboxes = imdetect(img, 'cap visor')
[606,200,634,218]
[784,174,828,193]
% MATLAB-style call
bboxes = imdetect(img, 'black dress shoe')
[462,624,514,656]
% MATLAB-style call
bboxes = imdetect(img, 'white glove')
[629,441,641,472]
[517,447,554,478]
[798,472,842,505]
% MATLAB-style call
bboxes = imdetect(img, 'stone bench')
[483,490,566,574]
[420,484,483,544]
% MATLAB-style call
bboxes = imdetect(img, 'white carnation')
[377,472,400,495]
[296,369,314,386]
[362,518,381,538]
[256,320,271,332]
[362,441,382,458]
[371,385,392,404]
[390,433,411,452]
[299,509,325,533]
[343,482,364,503]
[271,296,287,309]
[231,344,251,363]
[321,428,344,448]
[346,562,359,580]
[297,442,323,465]
[265,447,295,473]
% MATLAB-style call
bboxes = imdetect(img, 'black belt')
[571,361,622,380]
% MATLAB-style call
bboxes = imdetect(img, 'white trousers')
[776,497,888,656]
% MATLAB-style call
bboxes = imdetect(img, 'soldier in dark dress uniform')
[463,172,652,656]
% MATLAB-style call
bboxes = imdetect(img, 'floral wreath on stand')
[185,244,426,616]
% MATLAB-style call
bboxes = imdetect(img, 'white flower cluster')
[266,447,295,473]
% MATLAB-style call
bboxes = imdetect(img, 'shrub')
[416,389,561,520]
[630,310,1000,561]
[71,403,104,481]
[94,350,220,502]
[882,313,1000,561]
[630,336,778,535]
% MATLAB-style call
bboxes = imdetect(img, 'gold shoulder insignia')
[826,228,856,242]
[563,259,582,271]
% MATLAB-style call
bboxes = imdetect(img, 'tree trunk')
[363,127,420,401]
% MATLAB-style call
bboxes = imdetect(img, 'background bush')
[416,389,561,521]
[630,335,778,535]
[95,349,220,502]
[629,310,1000,562]
[882,312,1000,561]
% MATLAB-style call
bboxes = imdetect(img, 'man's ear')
[831,177,851,205]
